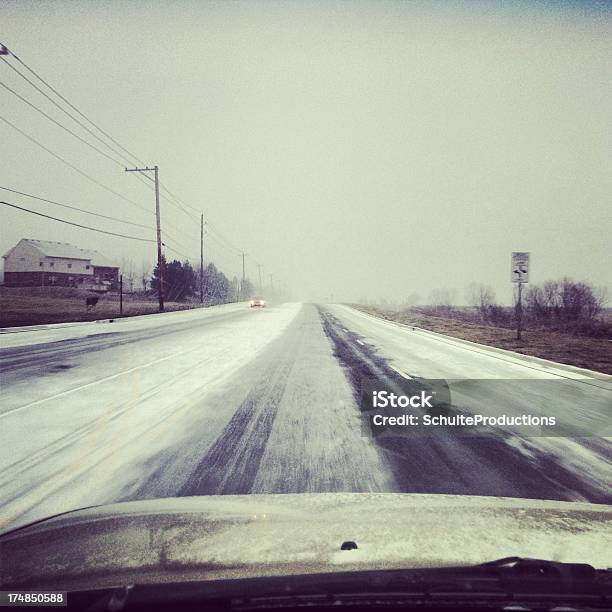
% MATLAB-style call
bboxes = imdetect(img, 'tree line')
[147,256,258,304]
[406,278,609,337]
[119,255,285,305]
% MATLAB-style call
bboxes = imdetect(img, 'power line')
[1,44,240,253]
[0,183,201,251]
[0,46,145,166]
[0,114,151,215]
[2,41,231,276]
[157,185,198,218]
[205,230,242,257]
[0,111,192,243]
[2,43,270,281]
[1,80,126,168]
[1,76,190,235]
[2,112,267,282]
[0,56,138,170]
[163,242,198,261]
[158,183,201,216]
[204,243,243,282]
[162,224,201,247]
[1,54,159,196]
[142,181,239,255]
[0,186,154,230]
[0,192,236,285]
[121,165,237,250]
[1,54,190,222]
[207,224,242,254]
[0,200,155,242]
[147,188,253,266]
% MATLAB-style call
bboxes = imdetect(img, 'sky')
[1,0,611,304]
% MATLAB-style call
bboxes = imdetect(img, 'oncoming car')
[250,296,266,307]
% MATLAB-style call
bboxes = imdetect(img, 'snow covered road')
[0,302,610,533]
[323,305,611,502]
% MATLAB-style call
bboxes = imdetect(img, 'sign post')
[511,252,530,340]
[119,274,123,317]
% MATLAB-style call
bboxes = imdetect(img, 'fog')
[2,1,611,305]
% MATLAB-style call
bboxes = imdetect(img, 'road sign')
[511,252,530,283]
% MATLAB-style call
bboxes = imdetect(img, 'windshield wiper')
[479,555,598,577]
[69,557,612,611]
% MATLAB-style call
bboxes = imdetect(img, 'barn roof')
[4,239,117,268]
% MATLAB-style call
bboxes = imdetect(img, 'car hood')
[1,493,611,590]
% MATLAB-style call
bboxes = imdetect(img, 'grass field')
[354,305,612,375]
[0,287,205,328]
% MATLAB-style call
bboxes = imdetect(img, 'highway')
[1,302,611,532]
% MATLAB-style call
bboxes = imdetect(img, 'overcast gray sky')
[2,1,611,304]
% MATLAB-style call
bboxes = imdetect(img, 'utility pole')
[200,214,204,305]
[257,264,263,293]
[516,281,523,341]
[125,165,164,312]
[119,274,123,316]
[241,252,246,299]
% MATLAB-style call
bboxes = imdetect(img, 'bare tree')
[404,292,420,308]
[428,288,456,313]
[121,258,136,293]
[140,262,150,293]
[526,277,608,331]
[465,283,496,315]
[591,286,609,318]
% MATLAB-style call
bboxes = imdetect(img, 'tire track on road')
[318,306,611,503]
[178,319,304,495]
[0,309,252,381]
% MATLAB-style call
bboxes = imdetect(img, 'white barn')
[2,239,119,290]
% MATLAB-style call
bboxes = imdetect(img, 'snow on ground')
[329,304,611,382]
[326,304,612,501]
[0,301,250,349]
[327,304,611,431]
[0,303,302,531]
[116,303,396,501]
[1,301,610,534]
[250,305,394,494]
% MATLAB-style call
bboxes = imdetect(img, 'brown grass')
[0,287,203,328]
[353,305,612,375]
